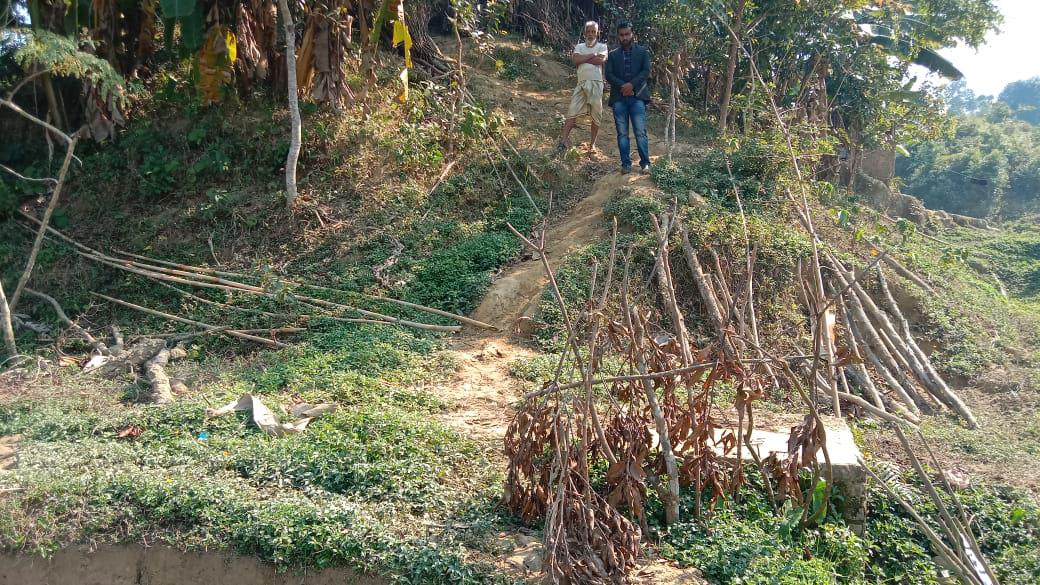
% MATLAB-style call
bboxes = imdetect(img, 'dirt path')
[434,62,690,445]
[428,52,708,581]
[437,170,652,444]
[434,165,708,584]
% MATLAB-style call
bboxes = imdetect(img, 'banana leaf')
[179,10,205,52]
[159,0,196,19]
[869,35,963,80]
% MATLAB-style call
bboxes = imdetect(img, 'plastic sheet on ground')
[206,394,335,436]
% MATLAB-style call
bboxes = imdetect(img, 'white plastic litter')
[206,394,335,436]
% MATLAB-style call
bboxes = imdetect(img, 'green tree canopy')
[897,111,1040,217]
[999,77,1040,125]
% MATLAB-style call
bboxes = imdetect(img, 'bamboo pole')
[10,132,80,311]
[0,280,16,360]
[91,293,287,348]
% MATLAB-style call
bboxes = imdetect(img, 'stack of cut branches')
[821,252,976,427]
[504,219,833,584]
[505,197,991,584]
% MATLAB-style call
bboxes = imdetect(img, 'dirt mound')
[0,544,383,585]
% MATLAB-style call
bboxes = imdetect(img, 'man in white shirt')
[558,21,608,152]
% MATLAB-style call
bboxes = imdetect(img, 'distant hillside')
[896,106,1040,217]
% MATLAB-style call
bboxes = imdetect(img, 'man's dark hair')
[617,21,633,32]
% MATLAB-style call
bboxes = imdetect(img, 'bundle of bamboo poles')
[671,205,975,429]
[824,251,977,428]
[17,211,496,348]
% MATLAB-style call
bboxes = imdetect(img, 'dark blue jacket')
[604,44,651,105]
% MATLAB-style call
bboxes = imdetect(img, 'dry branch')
[679,226,725,331]
[869,245,937,296]
[23,288,105,351]
[111,248,495,330]
[91,293,287,348]
[876,270,977,428]
[836,390,919,427]
[18,214,481,332]
[143,346,175,404]
[9,131,80,311]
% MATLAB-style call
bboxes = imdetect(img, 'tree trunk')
[667,74,677,160]
[406,0,451,76]
[717,0,746,134]
[278,0,302,207]
[143,346,175,404]
[0,280,16,360]
[10,132,79,311]
[680,227,725,330]
[41,73,67,132]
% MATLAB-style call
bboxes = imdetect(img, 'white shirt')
[574,41,608,83]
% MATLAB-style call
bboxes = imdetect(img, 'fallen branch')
[0,163,57,185]
[91,250,461,333]
[17,215,487,331]
[91,293,286,348]
[129,327,305,342]
[159,282,293,320]
[22,288,105,352]
[9,131,81,311]
[142,344,186,404]
[113,248,496,329]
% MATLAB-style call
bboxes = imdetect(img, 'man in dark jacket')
[604,22,651,173]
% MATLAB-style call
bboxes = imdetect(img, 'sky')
[937,0,1040,97]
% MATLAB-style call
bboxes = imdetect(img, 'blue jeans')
[612,97,650,169]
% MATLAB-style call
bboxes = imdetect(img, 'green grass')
[0,323,508,583]
[656,472,1040,585]
[603,186,667,233]
[0,56,581,578]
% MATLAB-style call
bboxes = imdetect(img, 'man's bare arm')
[587,55,606,66]
[571,52,593,65]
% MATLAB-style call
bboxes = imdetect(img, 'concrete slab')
[713,416,867,532]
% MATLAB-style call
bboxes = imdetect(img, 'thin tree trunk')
[680,227,725,330]
[667,73,677,160]
[717,0,746,133]
[278,0,302,207]
[0,280,16,360]
[10,132,79,311]
[629,301,680,525]
[876,269,977,427]
[41,72,67,133]
[446,7,465,156]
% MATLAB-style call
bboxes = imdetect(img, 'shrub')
[405,231,521,315]
[492,47,536,81]
[653,137,787,208]
[603,187,666,232]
